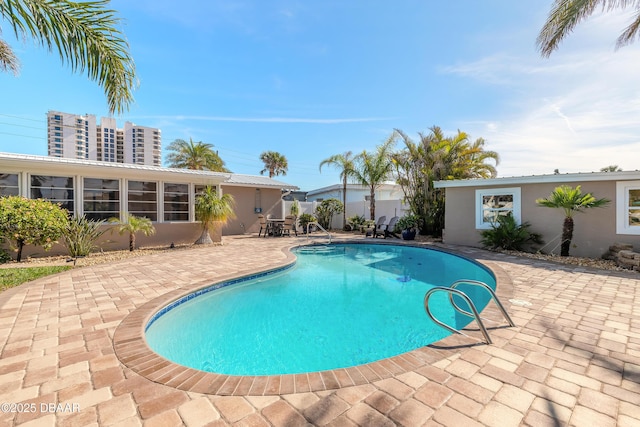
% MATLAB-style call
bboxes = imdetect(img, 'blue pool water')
[145,244,495,375]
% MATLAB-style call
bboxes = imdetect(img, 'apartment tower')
[47,110,161,166]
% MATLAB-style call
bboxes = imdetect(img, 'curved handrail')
[306,221,332,244]
[448,280,515,327]
[424,287,493,345]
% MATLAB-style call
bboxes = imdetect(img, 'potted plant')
[298,213,316,234]
[395,214,419,240]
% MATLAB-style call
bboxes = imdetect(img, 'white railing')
[306,221,332,244]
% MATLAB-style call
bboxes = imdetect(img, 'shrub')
[395,214,420,232]
[63,215,107,258]
[314,198,344,230]
[479,213,543,251]
[298,213,316,233]
[0,196,68,262]
[0,247,11,264]
[346,214,366,231]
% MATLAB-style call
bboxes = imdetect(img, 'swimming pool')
[145,243,495,376]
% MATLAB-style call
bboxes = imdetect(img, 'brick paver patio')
[1,234,639,426]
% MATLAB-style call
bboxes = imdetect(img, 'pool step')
[296,245,340,255]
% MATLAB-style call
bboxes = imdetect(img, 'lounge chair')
[375,216,399,239]
[366,216,386,237]
[281,215,298,237]
[258,214,272,237]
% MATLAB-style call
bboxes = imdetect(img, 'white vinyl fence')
[283,199,410,230]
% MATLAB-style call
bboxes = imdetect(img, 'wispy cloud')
[451,10,640,176]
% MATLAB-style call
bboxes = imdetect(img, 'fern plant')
[479,213,543,251]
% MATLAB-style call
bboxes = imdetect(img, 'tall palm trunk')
[369,188,376,220]
[561,216,574,257]
[342,175,347,229]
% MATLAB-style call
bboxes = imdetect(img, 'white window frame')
[616,181,640,235]
[475,187,521,230]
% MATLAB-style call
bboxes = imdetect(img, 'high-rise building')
[47,110,161,166]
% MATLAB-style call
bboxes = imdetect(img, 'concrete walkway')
[1,234,639,426]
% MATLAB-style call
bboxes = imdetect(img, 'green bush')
[479,213,543,251]
[395,214,420,232]
[314,198,344,230]
[0,247,11,264]
[346,214,366,231]
[63,215,107,258]
[298,213,316,233]
[0,196,69,262]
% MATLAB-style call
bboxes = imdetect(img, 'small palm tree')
[109,214,155,251]
[319,151,355,229]
[166,138,229,172]
[194,186,235,245]
[0,0,136,114]
[259,151,288,178]
[536,185,609,256]
[351,137,395,220]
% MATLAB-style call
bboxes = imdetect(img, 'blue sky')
[1,1,639,190]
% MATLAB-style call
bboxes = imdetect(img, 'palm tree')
[538,0,640,57]
[351,137,395,220]
[194,186,235,245]
[109,214,156,251]
[259,151,288,178]
[319,151,355,229]
[0,0,136,114]
[166,138,230,172]
[600,165,622,172]
[393,126,499,235]
[536,185,609,256]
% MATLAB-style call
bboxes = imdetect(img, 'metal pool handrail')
[448,280,516,328]
[424,287,493,344]
[306,221,332,244]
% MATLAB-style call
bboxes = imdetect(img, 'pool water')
[145,244,495,376]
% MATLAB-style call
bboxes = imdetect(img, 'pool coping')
[112,241,515,396]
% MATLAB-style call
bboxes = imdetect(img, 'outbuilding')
[434,171,640,258]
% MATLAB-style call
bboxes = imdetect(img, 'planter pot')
[401,229,416,240]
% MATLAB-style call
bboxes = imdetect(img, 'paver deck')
[1,234,639,426]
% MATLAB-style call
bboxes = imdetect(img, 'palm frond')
[0,38,20,74]
[1,0,137,114]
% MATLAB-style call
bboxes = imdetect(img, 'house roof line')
[0,152,298,189]
[434,171,640,188]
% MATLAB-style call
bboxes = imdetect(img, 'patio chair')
[366,216,386,237]
[375,216,399,239]
[281,215,298,237]
[258,214,272,237]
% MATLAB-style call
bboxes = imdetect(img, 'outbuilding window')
[616,181,640,235]
[475,187,521,229]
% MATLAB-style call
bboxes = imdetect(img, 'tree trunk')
[342,175,347,230]
[560,216,574,257]
[16,239,24,262]
[195,225,213,245]
[129,233,135,251]
[369,188,376,220]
